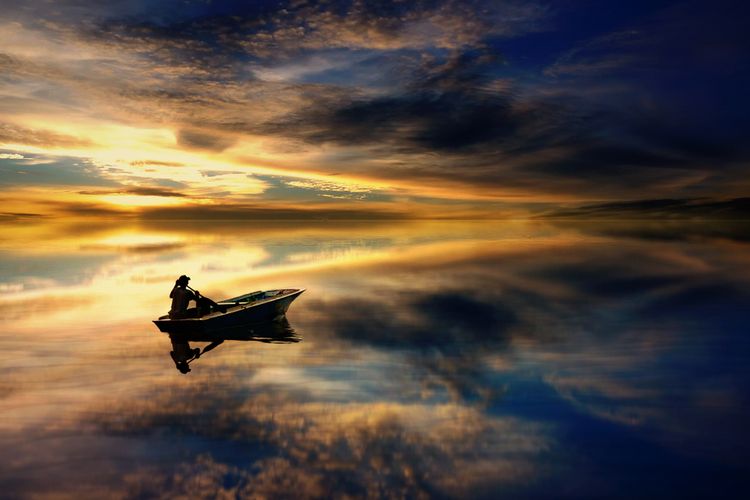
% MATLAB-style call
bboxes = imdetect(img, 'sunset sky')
[1,0,748,219]
[2,3,750,495]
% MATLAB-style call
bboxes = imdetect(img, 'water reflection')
[0,219,748,497]
[168,317,301,374]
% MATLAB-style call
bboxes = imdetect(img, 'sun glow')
[1,113,541,215]
[95,194,187,208]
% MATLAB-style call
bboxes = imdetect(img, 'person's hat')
[178,275,191,281]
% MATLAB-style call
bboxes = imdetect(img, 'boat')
[167,316,302,344]
[153,288,305,335]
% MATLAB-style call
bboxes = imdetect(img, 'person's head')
[176,275,190,287]
[176,361,191,374]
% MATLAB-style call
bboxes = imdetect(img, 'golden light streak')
[94,194,186,208]
[1,112,564,211]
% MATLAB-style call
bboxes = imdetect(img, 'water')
[1,219,748,498]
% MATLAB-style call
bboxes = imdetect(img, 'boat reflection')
[167,316,300,374]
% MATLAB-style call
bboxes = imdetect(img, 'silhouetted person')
[169,275,198,319]
[170,337,201,373]
[169,336,225,374]
[164,319,299,374]
[169,276,227,319]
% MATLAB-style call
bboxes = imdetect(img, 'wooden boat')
[153,288,305,335]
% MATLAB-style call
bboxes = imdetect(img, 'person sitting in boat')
[169,275,227,319]
[169,275,199,319]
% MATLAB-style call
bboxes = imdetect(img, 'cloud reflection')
[98,390,549,499]
[1,220,749,497]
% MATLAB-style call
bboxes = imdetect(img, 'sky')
[1,0,749,219]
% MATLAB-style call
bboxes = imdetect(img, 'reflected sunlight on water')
[1,219,749,497]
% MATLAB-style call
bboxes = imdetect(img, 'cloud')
[260,47,515,150]
[89,386,549,498]
[0,2,552,203]
[129,160,185,167]
[0,0,748,208]
[138,203,409,220]
[176,129,236,152]
[199,170,238,178]
[249,36,746,200]
[78,187,188,198]
[544,30,645,78]
[73,0,544,61]
[285,179,372,193]
[242,0,546,53]
[0,123,92,149]
[37,200,129,217]
[81,241,186,254]
[0,211,45,220]
[0,155,119,188]
[542,197,750,220]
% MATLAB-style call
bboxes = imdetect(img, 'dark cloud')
[80,242,186,254]
[254,35,747,199]
[176,129,236,152]
[139,204,409,220]
[0,212,45,220]
[74,0,544,58]
[542,198,750,220]
[38,200,129,217]
[261,46,517,152]
[321,91,516,152]
[125,186,187,197]
[78,187,187,197]
[530,145,684,175]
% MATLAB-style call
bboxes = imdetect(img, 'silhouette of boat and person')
[158,275,304,374]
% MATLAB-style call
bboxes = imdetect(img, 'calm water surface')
[1,220,748,498]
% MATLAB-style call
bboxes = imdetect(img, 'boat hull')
[153,288,304,335]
